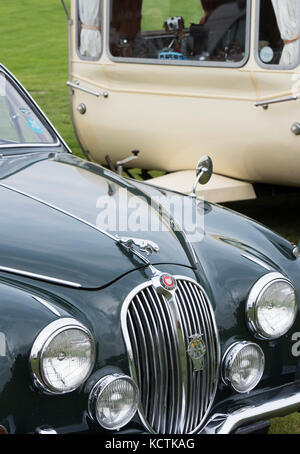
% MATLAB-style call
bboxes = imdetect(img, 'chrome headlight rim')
[222,341,265,393]
[30,317,95,395]
[88,374,139,430]
[246,272,298,340]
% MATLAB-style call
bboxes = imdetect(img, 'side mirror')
[190,155,213,197]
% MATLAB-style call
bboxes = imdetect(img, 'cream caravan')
[62,0,300,203]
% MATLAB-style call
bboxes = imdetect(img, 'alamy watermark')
[95,188,205,243]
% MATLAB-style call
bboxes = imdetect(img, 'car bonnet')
[0,152,196,289]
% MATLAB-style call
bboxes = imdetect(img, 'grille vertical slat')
[182,281,211,413]
[182,281,208,428]
[122,277,219,434]
[175,283,198,432]
[135,294,160,428]
[177,281,202,431]
[194,285,217,397]
[127,312,141,387]
[146,287,179,433]
[130,302,151,415]
[145,287,168,433]
[160,293,183,433]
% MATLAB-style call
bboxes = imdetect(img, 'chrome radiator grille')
[121,277,220,434]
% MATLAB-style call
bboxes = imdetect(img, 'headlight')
[222,342,265,393]
[246,272,298,340]
[30,318,95,394]
[88,374,139,430]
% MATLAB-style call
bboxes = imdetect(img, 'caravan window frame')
[255,0,300,70]
[106,0,251,69]
[76,0,104,61]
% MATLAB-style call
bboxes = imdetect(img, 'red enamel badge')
[160,274,176,291]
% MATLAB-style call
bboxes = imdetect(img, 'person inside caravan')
[109,0,248,63]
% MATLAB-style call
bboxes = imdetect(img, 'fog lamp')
[222,342,265,393]
[88,374,139,430]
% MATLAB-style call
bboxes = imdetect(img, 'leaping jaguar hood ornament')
[116,237,160,256]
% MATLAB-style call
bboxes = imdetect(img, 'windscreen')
[0,72,56,147]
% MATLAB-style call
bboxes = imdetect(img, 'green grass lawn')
[0,0,83,158]
[1,0,300,434]
[141,0,203,30]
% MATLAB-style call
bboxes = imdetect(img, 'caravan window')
[77,0,102,59]
[257,0,300,67]
[109,0,250,66]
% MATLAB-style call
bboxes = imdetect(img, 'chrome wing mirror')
[190,155,213,198]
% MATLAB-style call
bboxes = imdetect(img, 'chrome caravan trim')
[255,95,299,109]
[67,81,101,98]
[121,275,220,434]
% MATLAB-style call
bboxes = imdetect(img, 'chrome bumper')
[200,382,300,434]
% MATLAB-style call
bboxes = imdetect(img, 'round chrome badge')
[159,273,176,291]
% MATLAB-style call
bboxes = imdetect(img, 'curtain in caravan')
[79,0,101,57]
[271,0,300,65]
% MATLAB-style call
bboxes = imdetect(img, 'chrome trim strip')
[35,426,58,435]
[0,265,82,288]
[201,386,300,434]
[242,253,271,271]
[32,296,61,317]
[246,272,297,340]
[0,142,60,150]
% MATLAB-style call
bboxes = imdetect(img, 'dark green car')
[0,63,300,435]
